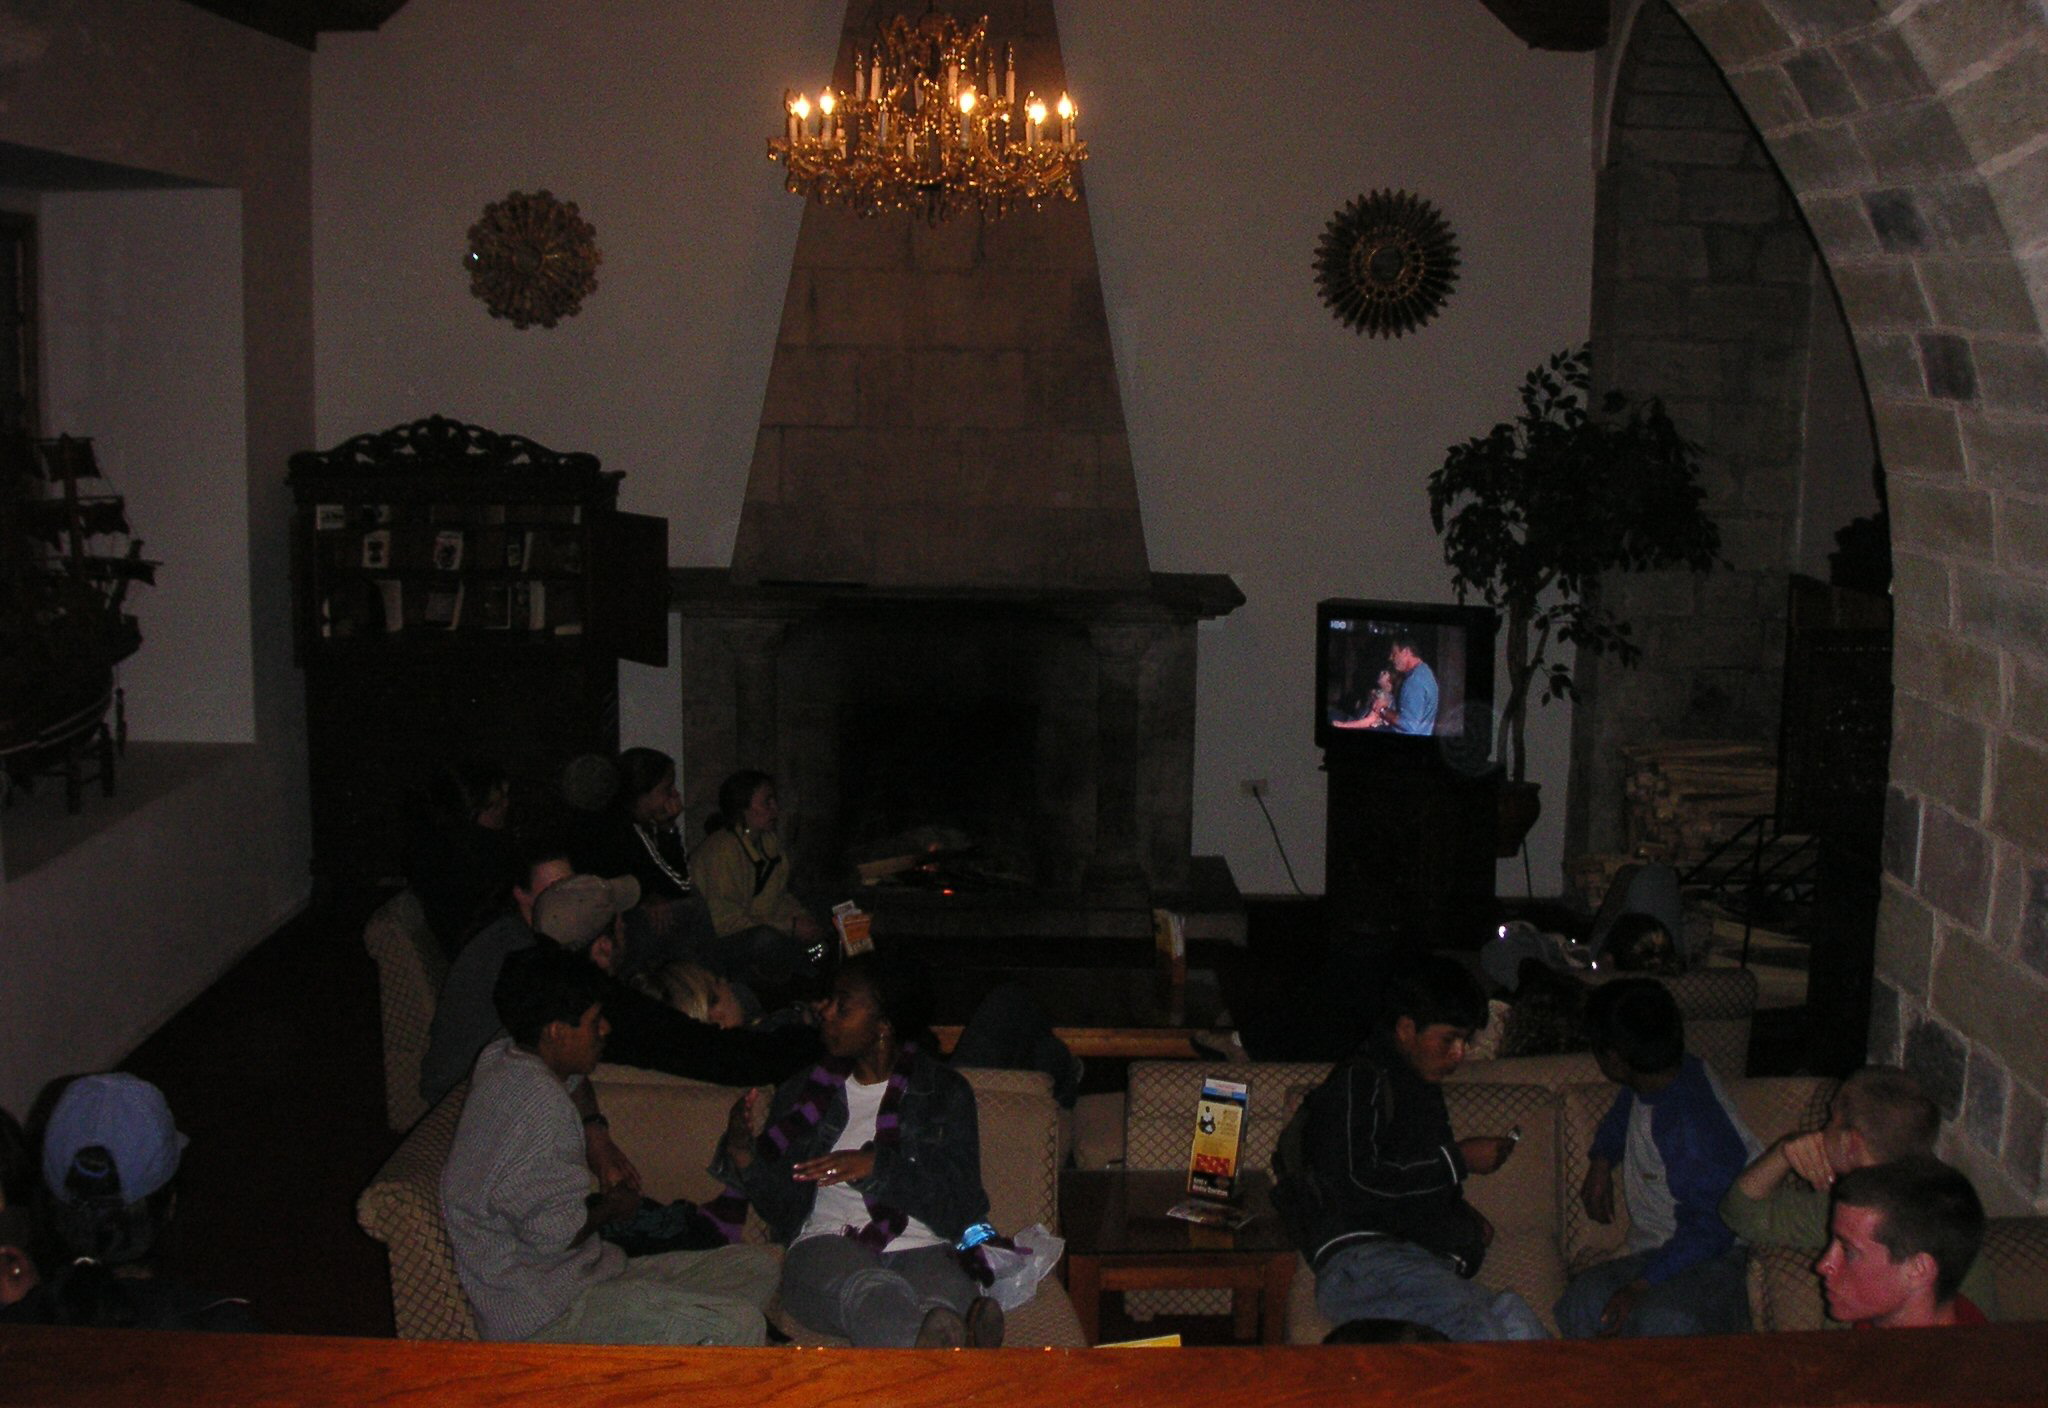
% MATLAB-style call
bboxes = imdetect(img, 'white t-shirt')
[794,1074,944,1252]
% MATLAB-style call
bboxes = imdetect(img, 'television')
[1315,598,1498,767]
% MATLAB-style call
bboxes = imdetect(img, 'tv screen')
[1315,598,1497,765]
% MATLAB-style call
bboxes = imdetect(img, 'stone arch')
[1572,0,1866,867]
[1649,0,2048,1209]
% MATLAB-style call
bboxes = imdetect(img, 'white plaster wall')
[0,0,314,1114]
[0,750,308,1115]
[1062,0,1594,896]
[312,0,1595,899]
[40,188,254,742]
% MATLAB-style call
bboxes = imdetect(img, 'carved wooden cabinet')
[288,416,666,881]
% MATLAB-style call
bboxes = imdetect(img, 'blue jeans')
[1315,1239,1549,1342]
[1554,1247,1750,1338]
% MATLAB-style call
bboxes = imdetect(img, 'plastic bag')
[979,1223,1066,1311]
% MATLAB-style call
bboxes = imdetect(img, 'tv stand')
[1323,753,1498,951]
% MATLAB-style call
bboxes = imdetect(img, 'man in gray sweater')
[440,943,777,1344]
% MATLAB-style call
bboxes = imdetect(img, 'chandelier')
[769,9,1086,225]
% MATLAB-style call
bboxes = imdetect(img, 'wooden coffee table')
[930,961,1231,1060]
[1058,1168,1298,1345]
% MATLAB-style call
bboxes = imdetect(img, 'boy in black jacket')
[1274,956,1546,1341]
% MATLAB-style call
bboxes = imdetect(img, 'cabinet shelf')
[288,415,667,881]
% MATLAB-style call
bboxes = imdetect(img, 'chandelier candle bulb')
[1005,47,1016,105]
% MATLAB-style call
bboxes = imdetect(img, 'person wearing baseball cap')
[40,1073,188,1266]
[16,1073,259,1330]
[533,872,641,964]
[537,872,822,1091]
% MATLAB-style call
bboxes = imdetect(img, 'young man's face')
[1393,1017,1472,1083]
[1388,644,1418,673]
[541,1002,610,1078]
[1593,1046,1632,1086]
[1817,1201,1923,1326]
[513,858,575,925]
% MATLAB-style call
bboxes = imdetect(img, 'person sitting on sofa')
[1817,1155,1987,1329]
[1271,955,1542,1343]
[711,950,1006,1349]
[421,836,576,1109]
[1721,1065,1999,1319]
[1556,977,1760,1339]
[401,758,517,958]
[440,944,779,1346]
[537,873,820,1090]
[568,748,727,984]
[689,770,831,990]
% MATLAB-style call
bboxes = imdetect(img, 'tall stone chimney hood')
[730,0,1148,592]
[675,0,1241,939]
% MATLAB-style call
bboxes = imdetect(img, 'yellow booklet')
[1185,1075,1249,1200]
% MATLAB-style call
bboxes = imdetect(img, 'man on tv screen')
[1386,635,1438,735]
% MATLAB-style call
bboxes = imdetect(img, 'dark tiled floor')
[120,889,400,1337]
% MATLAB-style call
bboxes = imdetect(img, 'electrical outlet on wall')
[1240,778,1269,797]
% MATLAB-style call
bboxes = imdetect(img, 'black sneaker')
[966,1295,1006,1348]
[914,1306,967,1349]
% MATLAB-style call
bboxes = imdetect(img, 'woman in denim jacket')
[711,951,1003,1347]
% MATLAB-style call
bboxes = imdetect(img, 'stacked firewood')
[1622,741,1779,868]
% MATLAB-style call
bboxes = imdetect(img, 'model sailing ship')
[0,431,155,810]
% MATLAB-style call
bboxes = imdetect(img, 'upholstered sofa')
[1071,966,1759,1173]
[1119,1056,1830,1339]
[361,888,447,1133]
[356,1061,1086,1346]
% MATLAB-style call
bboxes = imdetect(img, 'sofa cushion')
[356,1082,478,1340]
[1988,1216,2048,1323]
[362,888,448,1134]
[1124,1060,1334,1177]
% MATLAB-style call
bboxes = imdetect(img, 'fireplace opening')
[775,604,1098,901]
[838,688,1042,893]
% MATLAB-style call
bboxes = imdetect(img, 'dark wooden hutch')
[288,415,665,881]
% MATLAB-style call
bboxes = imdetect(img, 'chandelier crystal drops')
[769,10,1085,225]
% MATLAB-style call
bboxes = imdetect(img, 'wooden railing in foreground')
[2,1322,2043,1406]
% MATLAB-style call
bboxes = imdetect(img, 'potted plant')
[1427,343,1719,850]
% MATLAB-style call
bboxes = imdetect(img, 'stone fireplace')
[674,0,1241,938]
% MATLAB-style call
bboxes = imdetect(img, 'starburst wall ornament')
[465,190,602,330]
[1314,190,1460,339]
